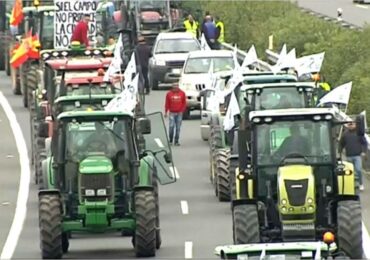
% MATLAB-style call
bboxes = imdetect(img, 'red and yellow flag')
[28,34,41,59]
[10,30,40,68]
[9,0,24,26]
[10,41,28,68]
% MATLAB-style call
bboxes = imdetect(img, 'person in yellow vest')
[183,14,199,38]
[215,16,225,44]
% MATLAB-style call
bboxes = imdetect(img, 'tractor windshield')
[41,11,54,49]
[184,57,235,74]
[255,120,332,166]
[65,120,130,162]
[253,87,311,110]
[65,83,118,96]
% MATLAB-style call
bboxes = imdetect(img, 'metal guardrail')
[221,42,273,71]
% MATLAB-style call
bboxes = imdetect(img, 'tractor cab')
[232,108,363,259]
[38,110,176,258]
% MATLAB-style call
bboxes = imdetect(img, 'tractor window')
[65,120,129,162]
[41,12,54,49]
[65,83,116,96]
[255,87,307,110]
[256,120,332,166]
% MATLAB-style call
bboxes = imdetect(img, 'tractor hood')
[79,155,113,174]
[214,241,337,259]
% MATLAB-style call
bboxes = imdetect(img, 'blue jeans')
[347,156,363,185]
[169,112,182,143]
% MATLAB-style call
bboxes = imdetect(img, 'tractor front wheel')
[39,194,63,259]
[215,149,231,202]
[232,204,260,244]
[337,200,363,259]
[134,190,156,257]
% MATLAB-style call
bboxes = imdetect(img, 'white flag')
[295,52,325,76]
[241,45,258,68]
[318,82,352,106]
[200,33,211,51]
[223,91,240,131]
[123,52,137,88]
[273,48,296,73]
[103,34,123,81]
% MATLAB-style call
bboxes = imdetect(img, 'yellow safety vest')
[183,20,198,38]
[216,21,224,43]
[320,82,331,91]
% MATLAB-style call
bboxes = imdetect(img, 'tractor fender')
[38,189,61,197]
[231,198,257,210]
[335,194,360,203]
[138,156,155,186]
[41,157,55,190]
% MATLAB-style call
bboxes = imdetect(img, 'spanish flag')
[10,31,41,68]
[9,0,24,26]
[28,34,41,59]
[10,40,28,68]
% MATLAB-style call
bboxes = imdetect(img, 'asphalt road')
[0,72,232,259]
[297,0,370,27]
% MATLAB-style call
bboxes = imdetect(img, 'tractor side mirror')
[37,122,49,138]
[138,117,151,134]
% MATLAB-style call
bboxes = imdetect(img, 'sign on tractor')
[54,0,98,49]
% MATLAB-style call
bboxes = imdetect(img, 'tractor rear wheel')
[39,194,63,259]
[5,50,10,76]
[215,149,231,201]
[229,158,238,202]
[61,232,69,253]
[27,65,38,112]
[20,64,29,108]
[232,204,260,244]
[134,190,156,257]
[152,172,162,249]
[337,200,363,259]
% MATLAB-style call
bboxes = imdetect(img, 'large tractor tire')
[229,158,238,202]
[134,190,157,257]
[337,200,363,259]
[232,204,260,244]
[39,194,63,259]
[11,67,21,95]
[152,173,161,249]
[0,46,4,70]
[5,50,10,76]
[209,127,223,184]
[215,149,231,202]
[20,64,29,108]
[27,65,38,112]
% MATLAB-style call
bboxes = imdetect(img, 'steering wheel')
[86,140,108,153]
[280,152,308,164]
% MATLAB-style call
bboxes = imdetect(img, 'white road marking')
[6,155,14,159]
[169,166,180,179]
[154,138,164,148]
[1,202,10,206]
[180,200,189,215]
[184,241,193,259]
[356,4,369,9]
[0,91,30,260]
[362,222,370,258]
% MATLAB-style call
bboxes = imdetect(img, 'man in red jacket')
[71,14,90,47]
[165,83,187,146]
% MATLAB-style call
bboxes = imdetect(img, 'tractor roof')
[23,6,57,13]
[54,94,116,104]
[46,58,111,70]
[58,110,133,121]
[188,50,234,58]
[241,82,315,91]
[249,108,336,121]
[65,76,107,85]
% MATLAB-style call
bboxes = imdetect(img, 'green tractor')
[232,107,363,259]
[206,73,299,200]
[38,110,175,258]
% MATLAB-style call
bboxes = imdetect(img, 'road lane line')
[362,222,370,258]
[0,92,30,260]
[356,4,369,9]
[169,166,180,179]
[154,138,164,148]
[180,200,189,215]
[184,241,193,259]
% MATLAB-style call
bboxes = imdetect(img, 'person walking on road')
[202,15,219,50]
[71,14,91,47]
[164,83,187,146]
[339,120,368,191]
[183,14,199,38]
[134,36,152,94]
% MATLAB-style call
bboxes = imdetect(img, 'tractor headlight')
[52,51,59,57]
[85,189,95,196]
[281,199,287,205]
[237,174,245,180]
[97,189,107,196]
[61,51,68,57]
[93,49,101,55]
[84,50,92,55]
[252,117,261,123]
[307,198,313,204]
[281,206,287,212]
[308,205,315,211]
[42,53,50,59]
